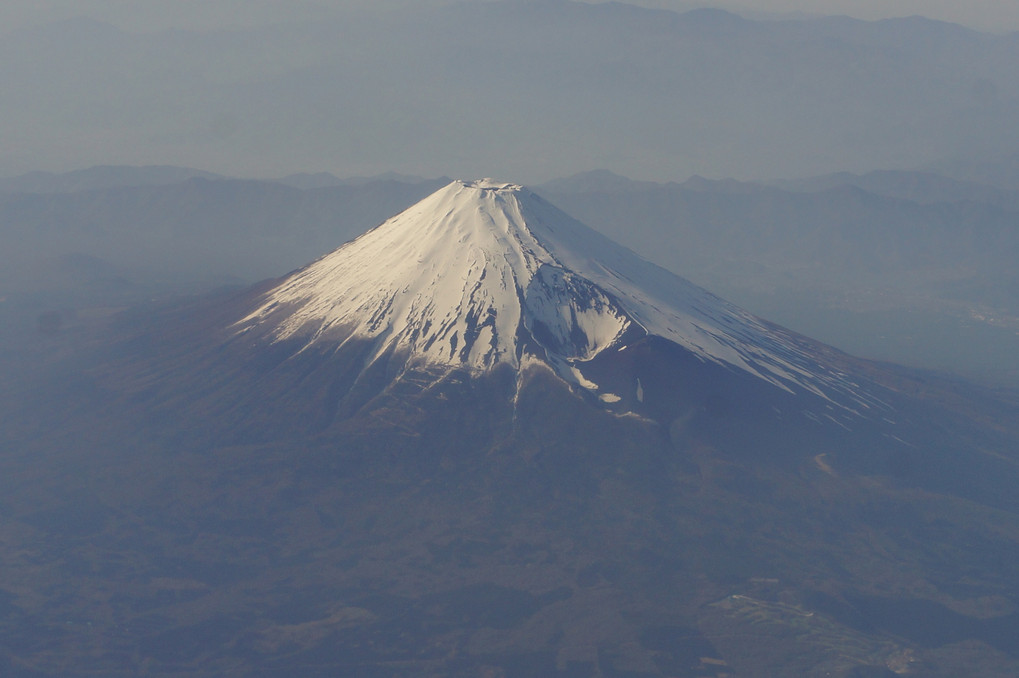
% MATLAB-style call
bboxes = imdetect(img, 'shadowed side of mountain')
[537,172,1019,386]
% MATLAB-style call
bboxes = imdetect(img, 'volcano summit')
[232,179,872,413]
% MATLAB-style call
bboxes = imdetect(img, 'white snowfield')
[236,179,868,405]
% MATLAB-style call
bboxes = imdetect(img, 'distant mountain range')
[769,169,1019,210]
[0,165,439,194]
[2,163,1017,386]
[927,152,1019,192]
[0,165,223,194]
[3,1,1019,180]
[0,172,448,298]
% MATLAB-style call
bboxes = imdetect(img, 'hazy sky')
[4,0,1018,182]
[2,0,1019,33]
[647,0,1019,32]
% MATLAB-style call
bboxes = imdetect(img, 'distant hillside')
[772,170,1019,210]
[3,3,1019,180]
[927,152,1019,191]
[0,165,224,194]
[0,175,448,304]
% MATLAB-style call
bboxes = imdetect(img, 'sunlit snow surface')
[236,179,871,406]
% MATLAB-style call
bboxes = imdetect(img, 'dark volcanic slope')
[2,182,1019,677]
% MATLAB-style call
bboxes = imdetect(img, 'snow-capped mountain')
[234,179,871,410]
[8,179,1019,678]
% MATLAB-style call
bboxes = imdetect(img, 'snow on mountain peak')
[234,179,870,406]
[465,178,521,190]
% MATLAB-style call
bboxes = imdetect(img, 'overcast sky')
[2,0,1019,33]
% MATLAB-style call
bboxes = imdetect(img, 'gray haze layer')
[3,1,1019,181]
[5,1,1019,33]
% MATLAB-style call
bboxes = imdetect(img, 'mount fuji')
[4,179,1019,677]
[220,178,877,424]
